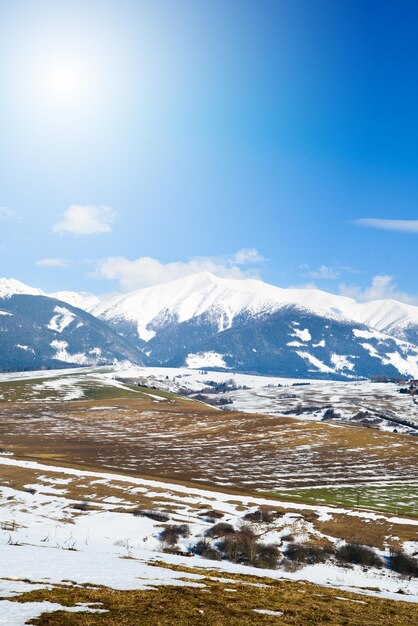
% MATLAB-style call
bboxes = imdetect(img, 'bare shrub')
[217,526,258,565]
[244,508,275,523]
[282,558,303,572]
[72,501,89,511]
[192,539,222,560]
[159,524,190,546]
[285,542,333,565]
[254,543,280,569]
[335,543,382,568]
[205,522,235,538]
[132,509,169,522]
[389,550,418,577]
[218,525,278,570]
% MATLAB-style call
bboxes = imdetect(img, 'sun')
[13,34,113,122]
[48,64,80,99]
[40,58,87,106]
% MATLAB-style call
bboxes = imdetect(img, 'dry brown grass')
[9,569,418,625]
[316,513,418,550]
[1,394,417,498]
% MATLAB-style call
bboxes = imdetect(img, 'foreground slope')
[0,370,418,623]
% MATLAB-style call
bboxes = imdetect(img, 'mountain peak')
[0,277,45,299]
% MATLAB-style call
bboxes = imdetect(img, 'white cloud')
[92,249,265,291]
[0,207,18,221]
[304,265,340,280]
[52,205,116,235]
[36,258,71,268]
[339,275,418,305]
[354,218,418,233]
[230,248,266,265]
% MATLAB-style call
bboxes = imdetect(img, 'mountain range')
[1,273,418,379]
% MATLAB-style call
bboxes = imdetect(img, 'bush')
[285,542,333,565]
[217,526,257,565]
[132,509,169,522]
[192,539,222,561]
[244,508,275,523]
[218,526,278,570]
[72,501,89,511]
[198,510,224,520]
[336,543,382,568]
[254,543,280,569]
[159,524,190,546]
[389,550,418,577]
[205,522,235,538]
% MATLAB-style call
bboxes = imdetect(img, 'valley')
[0,368,417,623]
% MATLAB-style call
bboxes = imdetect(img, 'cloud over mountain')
[92,249,265,291]
[52,205,116,235]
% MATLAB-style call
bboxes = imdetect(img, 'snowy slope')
[4,274,418,346]
[354,299,418,344]
[0,294,149,371]
[92,271,418,345]
[0,277,45,299]
[91,272,358,340]
[2,273,418,378]
[91,273,418,379]
[50,290,100,312]
[0,279,100,313]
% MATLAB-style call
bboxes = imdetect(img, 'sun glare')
[38,58,88,108]
[48,64,80,99]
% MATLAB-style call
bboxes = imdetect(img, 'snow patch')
[16,345,34,353]
[186,351,229,369]
[330,354,355,371]
[50,340,90,365]
[296,352,334,374]
[47,306,76,333]
[353,328,385,340]
[292,327,312,342]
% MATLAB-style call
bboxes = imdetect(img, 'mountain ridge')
[2,273,418,378]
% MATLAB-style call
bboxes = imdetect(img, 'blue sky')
[0,0,417,302]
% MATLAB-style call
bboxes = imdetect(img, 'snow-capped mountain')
[2,273,418,378]
[0,278,100,313]
[91,272,418,379]
[91,272,356,338]
[91,272,418,344]
[49,290,100,312]
[353,299,418,345]
[0,277,45,299]
[0,292,149,371]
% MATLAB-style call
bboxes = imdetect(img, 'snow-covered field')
[1,453,418,624]
[1,366,418,622]
[102,365,418,433]
[0,364,416,434]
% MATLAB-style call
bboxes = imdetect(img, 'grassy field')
[264,483,418,519]
[0,373,186,403]
[9,568,418,625]
[1,373,418,503]
[0,371,418,624]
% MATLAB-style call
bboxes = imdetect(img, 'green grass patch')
[0,377,147,403]
[262,483,418,518]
